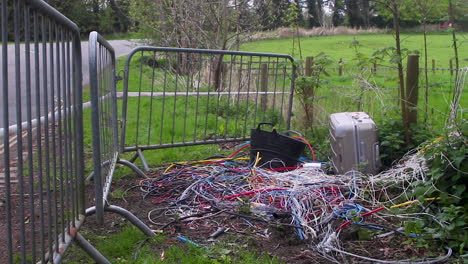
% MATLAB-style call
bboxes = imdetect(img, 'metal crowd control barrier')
[121,47,296,170]
[0,0,108,263]
[86,31,155,237]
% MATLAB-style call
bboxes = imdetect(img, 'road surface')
[0,39,141,128]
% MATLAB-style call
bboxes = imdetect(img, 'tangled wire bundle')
[130,144,454,263]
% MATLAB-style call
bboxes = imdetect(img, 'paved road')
[0,39,141,128]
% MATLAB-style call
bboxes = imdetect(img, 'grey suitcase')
[329,112,381,174]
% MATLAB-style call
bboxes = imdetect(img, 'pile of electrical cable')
[135,141,358,242]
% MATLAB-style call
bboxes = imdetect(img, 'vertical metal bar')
[89,31,104,225]
[54,27,67,243]
[182,53,190,143]
[135,51,144,147]
[43,16,54,258]
[14,0,27,261]
[121,56,130,152]
[159,52,168,145]
[260,58,270,122]
[224,55,235,138]
[171,56,179,144]
[193,53,203,141]
[2,0,13,262]
[279,60,287,126]
[24,5,37,262]
[252,57,262,128]
[99,42,109,199]
[51,22,61,249]
[234,55,243,138]
[64,25,73,237]
[286,59,296,130]
[271,58,279,115]
[34,11,46,263]
[63,28,76,226]
[110,47,119,154]
[203,54,214,140]
[67,32,78,220]
[74,31,85,218]
[147,52,157,145]
[242,56,253,138]
[214,58,222,139]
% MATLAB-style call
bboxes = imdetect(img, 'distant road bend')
[0,39,141,131]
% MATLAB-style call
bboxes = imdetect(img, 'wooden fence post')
[406,55,419,126]
[338,58,343,76]
[260,63,268,112]
[373,62,377,74]
[432,59,435,74]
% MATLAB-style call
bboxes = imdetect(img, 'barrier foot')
[75,233,111,264]
[137,149,150,171]
[117,159,148,178]
[86,205,155,237]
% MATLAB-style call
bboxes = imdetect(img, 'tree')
[128,0,266,90]
[331,0,345,26]
[129,0,262,49]
[45,0,131,36]
[344,0,363,28]
[375,0,410,143]
[306,0,324,27]
[413,0,443,123]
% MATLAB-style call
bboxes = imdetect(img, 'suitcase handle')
[256,122,275,131]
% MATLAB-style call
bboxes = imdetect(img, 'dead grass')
[247,27,387,42]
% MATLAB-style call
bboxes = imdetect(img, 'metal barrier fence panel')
[88,31,119,225]
[87,31,155,235]
[121,47,296,166]
[0,0,85,263]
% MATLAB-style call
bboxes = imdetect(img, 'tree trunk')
[391,1,410,144]
[423,20,429,124]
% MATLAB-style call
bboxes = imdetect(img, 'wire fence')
[297,63,465,130]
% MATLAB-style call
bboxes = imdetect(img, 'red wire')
[335,206,385,232]
[292,136,316,162]
[228,144,251,158]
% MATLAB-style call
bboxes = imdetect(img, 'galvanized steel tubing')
[88,31,119,225]
[121,47,296,157]
[0,0,84,263]
[87,31,155,241]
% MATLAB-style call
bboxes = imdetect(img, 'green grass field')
[241,33,468,67]
[241,33,467,131]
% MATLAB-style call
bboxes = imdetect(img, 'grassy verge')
[64,226,283,264]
